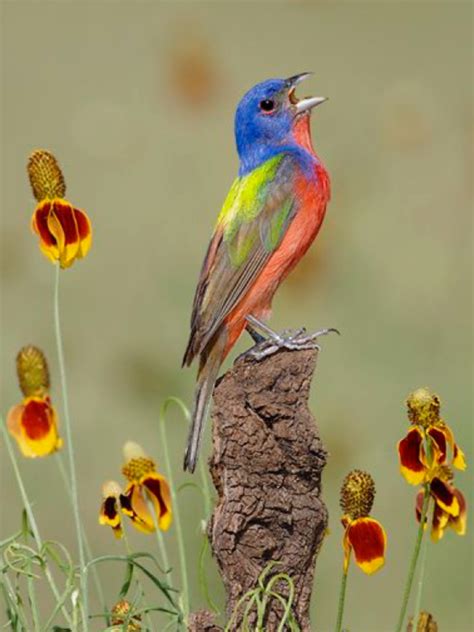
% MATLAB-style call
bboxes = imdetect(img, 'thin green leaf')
[86,555,179,611]
[198,536,220,614]
[119,562,134,599]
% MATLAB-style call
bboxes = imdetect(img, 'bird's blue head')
[234,73,326,173]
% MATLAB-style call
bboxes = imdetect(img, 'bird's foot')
[244,315,339,361]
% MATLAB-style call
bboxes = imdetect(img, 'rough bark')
[187,609,222,632]
[208,348,328,631]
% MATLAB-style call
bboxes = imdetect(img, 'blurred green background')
[1,1,472,630]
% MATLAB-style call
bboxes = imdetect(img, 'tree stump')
[208,347,328,631]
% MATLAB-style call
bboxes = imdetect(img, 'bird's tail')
[183,332,226,473]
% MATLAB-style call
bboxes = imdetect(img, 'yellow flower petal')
[398,427,427,485]
[453,443,467,471]
[430,477,460,517]
[31,199,92,268]
[345,517,387,575]
[142,473,173,531]
[120,484,155,533]
[7,396,62,458]
[99,496,123,539]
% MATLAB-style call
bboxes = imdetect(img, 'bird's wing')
[183,153,300,366]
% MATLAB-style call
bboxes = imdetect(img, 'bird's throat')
[293,114,315,155]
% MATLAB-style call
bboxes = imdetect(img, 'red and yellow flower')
[7,395,62,458]
[6,346,62,457]
[120,442,172,533]
[99,481,124,539]
[398,388,466,485]
[415,468,467,542]
[340,470,387,575]
[99,442,172,537]
[27,150,92,268]
[398,387,467,541]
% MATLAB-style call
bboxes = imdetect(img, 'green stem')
[150,509,187,625]
[334,561,349,632]
[413,500,432,629]
[55,454,106,616]
[159,398,190,618]
[0,418,73,627]
[27,558,41,632]
[153,513,173,586]
[120,526,155,631]
[198,536,220,614]
[2,573,30,630]
[53,263,88,627]
[395,486,431,632]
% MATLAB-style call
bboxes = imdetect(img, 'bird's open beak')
[286,72,327,114]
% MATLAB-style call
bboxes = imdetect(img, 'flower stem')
[413,500,432,628]
[27,558,41,632]
[395,485,431,632]
[55,454,106,615]
[53,263,88,627]
[152,511,173,585]
[334,561,349,632]
[2,573,30,630]
[121,526,155,631]
[0,417,73,627]
[159,398,190,618]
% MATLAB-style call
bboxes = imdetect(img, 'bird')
[182,73,333,472]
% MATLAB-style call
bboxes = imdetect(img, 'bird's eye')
[259,99,275,113]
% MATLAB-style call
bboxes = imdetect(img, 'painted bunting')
[183,73,332,472]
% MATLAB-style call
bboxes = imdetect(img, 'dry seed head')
[16,345,50,396]
[27,150,66,202]
[111,599,141,630]
[340,469,376,519]
[407,610,438,632]
[407,388,441,428]
[111,599,132,618]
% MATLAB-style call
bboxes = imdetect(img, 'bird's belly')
[224,173,328,353]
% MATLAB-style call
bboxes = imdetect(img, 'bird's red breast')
[223,157,330,356]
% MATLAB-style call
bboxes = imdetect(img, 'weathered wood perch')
[205,347,328,631]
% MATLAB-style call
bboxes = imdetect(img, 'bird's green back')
[216,154,294,267]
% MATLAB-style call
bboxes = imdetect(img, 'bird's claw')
[245,327,339,361]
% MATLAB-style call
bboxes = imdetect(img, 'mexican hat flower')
[119,441,172,533]
[27,150,92,268]
[99,480,124,539]
[415,466,467,542]
[397,388,467,540]
[398,388,466,486]
[340,469,387,574]
[394,389,467,632]
[6,346,62,457]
